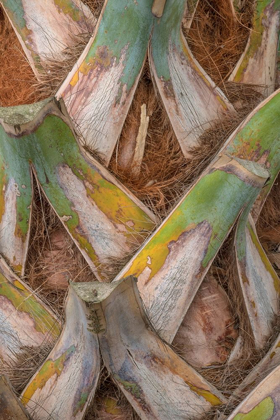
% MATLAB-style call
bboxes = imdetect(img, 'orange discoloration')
[70,46,114,87]
[21,345,76,405]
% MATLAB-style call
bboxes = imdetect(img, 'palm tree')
[0,0,279,419]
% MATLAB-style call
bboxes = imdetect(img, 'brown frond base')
[0,1,279,418]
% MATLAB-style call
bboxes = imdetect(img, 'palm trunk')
[0,1,280,418]
[173,274,238,367]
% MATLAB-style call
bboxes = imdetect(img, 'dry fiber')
[0,0,280,419]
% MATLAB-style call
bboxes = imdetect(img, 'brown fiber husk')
[0,6,39,106]
[109,66,262,220]
[0,0,279,418]
[184,0,254,89]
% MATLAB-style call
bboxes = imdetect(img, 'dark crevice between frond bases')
[106,60,263,221]
[0,1,279,418]
[24,173,97,319]
[83,0,105,18]
[84,365,140,420]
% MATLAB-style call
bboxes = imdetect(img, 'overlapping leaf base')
[0,1,279,419]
